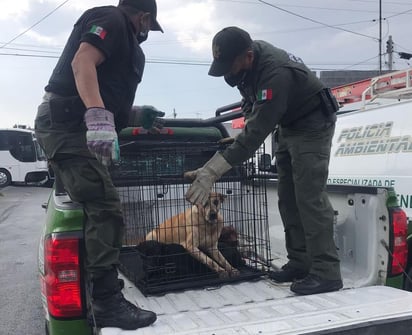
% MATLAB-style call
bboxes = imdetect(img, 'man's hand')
[185,152,232,206]
[129,105,165,133]
[84,107,119,166]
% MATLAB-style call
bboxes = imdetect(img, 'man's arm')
[72,42,119,166]
[71,42,106,108]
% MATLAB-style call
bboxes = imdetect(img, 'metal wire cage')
[111,141,271,295]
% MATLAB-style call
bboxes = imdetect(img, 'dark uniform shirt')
[223,40,336,166]
[46,6,145,130]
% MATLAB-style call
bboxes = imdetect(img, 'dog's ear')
[219,193,227,202]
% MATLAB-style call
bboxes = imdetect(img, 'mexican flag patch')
[257,88,273,101]
[90,25,107,39]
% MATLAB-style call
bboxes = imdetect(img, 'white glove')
[185,152,232,205]
[84,107,119,166]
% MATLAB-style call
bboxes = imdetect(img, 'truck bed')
[100,278,412,335]
[99,184,411,334]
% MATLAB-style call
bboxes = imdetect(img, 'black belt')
[47,94,86,123]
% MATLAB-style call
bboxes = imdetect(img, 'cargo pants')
[275,123,341,280]
[35,93,124,279]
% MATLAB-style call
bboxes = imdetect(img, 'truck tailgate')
[100,280,412,335]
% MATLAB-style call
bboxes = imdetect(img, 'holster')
[49,95,86,123]
[319,88,339,116]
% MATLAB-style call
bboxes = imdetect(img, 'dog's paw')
[229,268,241,277]
[217,270,230,279]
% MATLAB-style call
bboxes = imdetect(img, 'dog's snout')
[209,212,217,221]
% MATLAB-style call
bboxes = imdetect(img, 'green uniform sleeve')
[241,98,253,119]
[222,67,294,166]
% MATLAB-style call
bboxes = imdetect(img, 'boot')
[92,292,157,330]
[290,273,343,295]
[91,269,156,330]
[268,263,308,283]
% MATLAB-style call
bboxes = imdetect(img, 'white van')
[0,128,52,187]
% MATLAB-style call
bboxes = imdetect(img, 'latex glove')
[84,107,119,166]
[129,105,165,132]
[185,152,232,205]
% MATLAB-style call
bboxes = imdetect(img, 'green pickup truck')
[38,105,412,335]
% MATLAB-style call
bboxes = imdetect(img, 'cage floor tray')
[119,244,266,296]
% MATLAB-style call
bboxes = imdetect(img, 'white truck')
[328,67,412,289]
[39,104,412,335]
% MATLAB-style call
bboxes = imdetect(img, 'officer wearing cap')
[185,26,342,296]
[35,0,163,330]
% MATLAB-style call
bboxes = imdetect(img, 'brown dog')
[146,192,240,278]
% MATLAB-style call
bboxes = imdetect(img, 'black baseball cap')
[120,0,163,32]
[208,26,253,77]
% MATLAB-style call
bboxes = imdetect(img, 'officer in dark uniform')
[185,26,342,295]
[35,0,164,330]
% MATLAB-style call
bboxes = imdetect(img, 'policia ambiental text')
[334,121,412,156]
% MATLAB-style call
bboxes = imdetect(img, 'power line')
[217,0,412,14]
[0,52,58,59]
[1,46,61,54]
[342,55,380,70]
[0,51,381,68]
[0,0,70,49]
[344,0,412,5]
[0,16,375,51]
[255,0,378,41]
[394,43,412,54]
[0,52,212,65]
[386,7,412,19]
[257,18,378,35]
[0,41,64,49]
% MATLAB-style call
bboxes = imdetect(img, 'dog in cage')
[145,192,240,279]
[220,225,267,267]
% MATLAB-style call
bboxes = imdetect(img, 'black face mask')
[137,31,148,44]
[137,16,150,44]
[224,70,247,87]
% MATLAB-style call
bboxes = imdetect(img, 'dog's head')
[201,192,226,224]
[219,225,238,247]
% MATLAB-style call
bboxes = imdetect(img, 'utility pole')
[379,0,382,74]
[386,35,394,70]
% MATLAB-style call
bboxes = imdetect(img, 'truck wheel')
[0,168,11,188]
[41,176,54,188]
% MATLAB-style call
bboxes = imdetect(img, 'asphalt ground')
[0,186,51,335]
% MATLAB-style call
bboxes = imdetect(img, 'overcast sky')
[0,0,411,128]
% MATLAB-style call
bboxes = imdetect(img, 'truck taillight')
[43,235,83,318]
[389,208,408,276]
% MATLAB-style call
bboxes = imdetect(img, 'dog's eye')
[213,200,219,206]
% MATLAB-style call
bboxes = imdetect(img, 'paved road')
[0,186,51,335]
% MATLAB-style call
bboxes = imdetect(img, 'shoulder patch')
[90,25,107,39]
[257,88,273,101]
